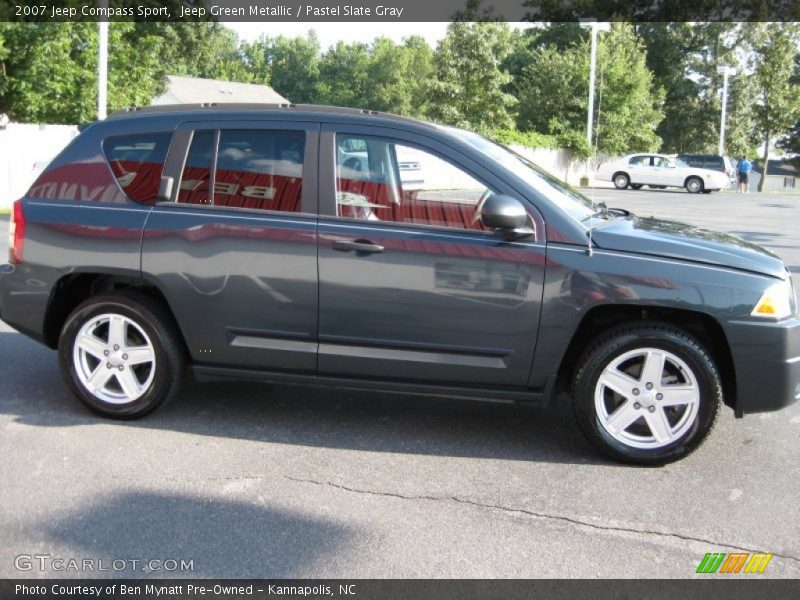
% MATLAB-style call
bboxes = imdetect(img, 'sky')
[226,22,536,49]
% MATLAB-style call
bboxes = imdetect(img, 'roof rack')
[109,103,423,125]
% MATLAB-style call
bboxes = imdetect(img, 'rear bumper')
[0,262,48,344]
[724,317,800,415]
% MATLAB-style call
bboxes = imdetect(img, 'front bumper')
[723,316,800,415]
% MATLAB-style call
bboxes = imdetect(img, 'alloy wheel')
[72,313,156,404]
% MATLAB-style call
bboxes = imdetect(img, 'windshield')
[447,127,595,225]
[673,158,688,168]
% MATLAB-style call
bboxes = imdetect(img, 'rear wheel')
[571,323,721,465]
[58,292,185,418]
[685,176,704,194]
[613,172,630,189]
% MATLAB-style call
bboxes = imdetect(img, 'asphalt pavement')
[1,191,799,579]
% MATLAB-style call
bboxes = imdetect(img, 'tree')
[749,23,800,191]
[0,22,252,123]
[363,36,433,116]
[243,32,321,103]
[427,22,516,133]
[594,24,664,155]
[0,22,99,123]
[317,41,371,107]
[775,40,800,160]
[515,23,663,157]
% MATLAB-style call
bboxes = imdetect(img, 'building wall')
[0,123,80,210]
[759,174,798,193]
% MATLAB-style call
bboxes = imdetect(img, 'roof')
[152,75,289,106]
[753,159,797,177]
[109,103,440,133]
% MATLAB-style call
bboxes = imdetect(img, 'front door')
[316,128,546,387]
[142,121,320,372]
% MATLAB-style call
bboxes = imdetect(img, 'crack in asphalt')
[285,476,800,565]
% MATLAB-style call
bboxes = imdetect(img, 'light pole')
[716,65,736,156]
[97,0,109,120]
[579,20,610,181]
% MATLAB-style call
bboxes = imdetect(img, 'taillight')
[9,199,25,264]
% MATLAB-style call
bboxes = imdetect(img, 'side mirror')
[480,194,534,238]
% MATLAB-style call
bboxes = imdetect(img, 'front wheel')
[571,323,721,465]
[58,292,185,418]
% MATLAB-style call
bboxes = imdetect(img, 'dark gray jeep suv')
[1,104,798,464]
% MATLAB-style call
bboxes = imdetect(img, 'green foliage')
[0,22,251,123]
[316,41,371,107]
[427,22,517,134]
[749,23,800,191]
[243,32,321,102]
[594,24,664,156]
[515,23,663,157]
[490,128,558,149]
[363,36,433,117]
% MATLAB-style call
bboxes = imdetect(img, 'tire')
[571,323,721,465]
[58,292,185,418]
[685,176,704,194]
[613,172,630,189]
[631,184,643,190]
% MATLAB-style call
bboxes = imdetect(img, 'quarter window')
[177,129,305,212]
[103,132,173,204]
[335,135,490,231]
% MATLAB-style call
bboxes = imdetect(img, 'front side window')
[335,135,490,231]
[655,157,672,168]
[177,129,305,212]
[103,132,173,204]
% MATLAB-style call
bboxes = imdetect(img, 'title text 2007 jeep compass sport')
[1,104,798,464]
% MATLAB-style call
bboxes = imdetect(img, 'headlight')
[751,278,796,319]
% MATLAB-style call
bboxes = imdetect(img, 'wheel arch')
[556,304,737,412]
[612,171,630,186]
[684,175,704,192]
[43,272,188,358]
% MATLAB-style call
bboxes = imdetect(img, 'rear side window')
[103,132,173,204]
[177,129,305,212]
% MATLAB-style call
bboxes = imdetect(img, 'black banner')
[2,580,800,600]
[1,0,799,22]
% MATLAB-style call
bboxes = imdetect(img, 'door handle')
[331,239,385,254]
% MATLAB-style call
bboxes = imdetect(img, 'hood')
[591,215,786,279]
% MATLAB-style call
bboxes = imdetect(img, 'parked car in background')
[677,154,737,186]
[596,154,730,193]
[1,104,798,466]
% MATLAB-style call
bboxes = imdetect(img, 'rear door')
[142,120,320,372]
[626,155,652,184]
[315,125,546,387]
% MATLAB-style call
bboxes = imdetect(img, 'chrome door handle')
[331,239,385,254]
